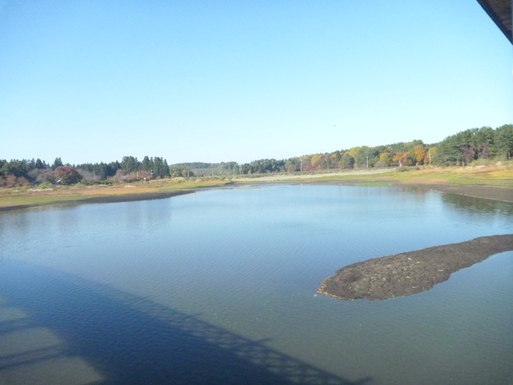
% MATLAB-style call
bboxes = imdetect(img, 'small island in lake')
[318,234,513,301]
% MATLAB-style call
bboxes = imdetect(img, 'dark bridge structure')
[476,0,512,43]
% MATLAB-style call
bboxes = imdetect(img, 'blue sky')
[1,0,511,165]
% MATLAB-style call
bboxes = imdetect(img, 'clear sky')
[1,0,512,165]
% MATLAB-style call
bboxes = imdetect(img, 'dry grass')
[388,165,513,187]
[0,178,229,210]
[307,164,513,188]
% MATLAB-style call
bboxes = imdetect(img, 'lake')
[0,185,512,385]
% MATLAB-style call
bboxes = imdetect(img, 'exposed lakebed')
[319,234,513,301]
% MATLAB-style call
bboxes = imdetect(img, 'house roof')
[476,0,512,43]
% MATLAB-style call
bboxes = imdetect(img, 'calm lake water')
[0,185,512,385]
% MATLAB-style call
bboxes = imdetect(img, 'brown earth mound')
[318,234,513,301]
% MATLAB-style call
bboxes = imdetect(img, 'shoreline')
[298,180,513,203]
[0,190,195,212]
[1,178,512,213]
[0,180,233,213]
[1,166,512,212]
[318,234,513,301]
[417,183,513,203]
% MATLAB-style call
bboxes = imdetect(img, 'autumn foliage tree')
[339,153,354,169]
[5,174,17,188]
[426,147,437,164]
[393,152,415,167]
[379,152,393,166]
[412,145,426,165]
[54,166,82,185]
[310,154,323,170]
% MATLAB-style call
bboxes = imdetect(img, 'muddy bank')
[310,181,513,204]
[318,234,513,301]
[74,190,194,204]
[424,184,513,203]
[0,190,194,213]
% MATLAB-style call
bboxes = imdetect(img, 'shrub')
[16,176,30,186]
[470,158,492,167]
[6,174,16,187]
[38,181,54,189]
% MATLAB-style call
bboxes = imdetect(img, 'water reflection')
[0,264,371,385]
[442,193,513,216]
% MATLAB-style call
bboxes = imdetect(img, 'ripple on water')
[0,186,511,385]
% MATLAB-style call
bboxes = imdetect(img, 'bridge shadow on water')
[0,264,373,385]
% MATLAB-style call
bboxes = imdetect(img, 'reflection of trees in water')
[399,186,430,196]
[442,193,513,217]
[398,186,431,205]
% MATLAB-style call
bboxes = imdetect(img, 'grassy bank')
[367,165,513,187]
[0,178,230,211]
[237,163,513,187]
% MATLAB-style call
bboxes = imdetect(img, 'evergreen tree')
[52,157,63,170]
[35,158,45,169]
[141,156,151,171]
[494,124,513,160]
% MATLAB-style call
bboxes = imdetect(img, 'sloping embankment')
[318,234,513,301]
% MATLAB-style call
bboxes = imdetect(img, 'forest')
[1,124,512,187]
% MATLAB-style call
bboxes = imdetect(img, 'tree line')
[234,124,512,174]
[1,124,511,187]
[0,155,172,187]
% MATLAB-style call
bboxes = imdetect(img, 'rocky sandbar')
[318,234,513,301]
